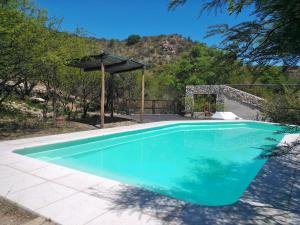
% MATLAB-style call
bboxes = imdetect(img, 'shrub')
[216,103,224,112]
[127,35,141,46]
[262,93,300,125]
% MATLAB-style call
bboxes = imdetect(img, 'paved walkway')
[224,96,260,120]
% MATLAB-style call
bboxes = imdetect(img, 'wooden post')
[110,73,114,118]
[100,63,105,128]
[140,68,145,123]
[126,99,130,115]
[152,100,156,114]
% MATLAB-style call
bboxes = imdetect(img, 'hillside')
[88,34,197,65]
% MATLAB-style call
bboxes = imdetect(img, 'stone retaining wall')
[185,85,264,113]
[222,85,264,109]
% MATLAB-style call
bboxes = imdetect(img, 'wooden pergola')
[70,52,146,128]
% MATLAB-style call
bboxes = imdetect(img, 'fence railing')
[114,99,177,114]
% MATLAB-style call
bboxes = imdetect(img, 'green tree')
[0,1,47,103]
[150,44,246,112]
[127,34,141,46]
[59,32,98,119]
[0,0,103,120]
[169,0,300,66]
[262,86,300,124]
[38,28,72,118]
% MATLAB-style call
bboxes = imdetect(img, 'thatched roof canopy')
[70,52,146,74]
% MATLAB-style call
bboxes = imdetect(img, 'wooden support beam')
[110,73,114,118]
[100,63,105,128]
[140,68,145,123]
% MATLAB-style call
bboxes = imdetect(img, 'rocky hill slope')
[88,34,197,65]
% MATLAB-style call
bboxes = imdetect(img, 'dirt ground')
[0,115,137,141]
[0,199,36,225]
[0,199,58,225]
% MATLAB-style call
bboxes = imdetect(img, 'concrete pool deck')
[0,120,299,225]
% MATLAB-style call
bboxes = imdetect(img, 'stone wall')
[186,85,225,103]
[185,85,264,113]
[222,85,264,109]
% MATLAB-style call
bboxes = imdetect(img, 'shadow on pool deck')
[96,147,300,225]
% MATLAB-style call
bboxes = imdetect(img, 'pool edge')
[0,120,299,225]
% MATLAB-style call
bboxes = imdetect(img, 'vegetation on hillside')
[89,34,196,65]
[169,0,300,123]
[0,0,299,127]
[126,35,141,46]
[169,0,300,66]
[0,0,99,118]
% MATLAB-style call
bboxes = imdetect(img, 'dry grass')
[0,119,96,140]
[0,115,136,140]
[0,199,36,225]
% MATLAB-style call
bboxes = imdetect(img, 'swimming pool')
[15,122,286,206]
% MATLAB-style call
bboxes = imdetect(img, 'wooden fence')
[114,99,177,114]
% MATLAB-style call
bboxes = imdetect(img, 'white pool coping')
[0,120,299,225]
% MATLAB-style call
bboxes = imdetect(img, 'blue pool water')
[15,122,286,206]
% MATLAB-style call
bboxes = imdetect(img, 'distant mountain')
[88,34,197,65]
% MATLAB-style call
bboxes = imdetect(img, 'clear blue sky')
[37,0,254,46]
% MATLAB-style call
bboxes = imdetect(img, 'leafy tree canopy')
[169,0,300,67]
[127,34,141,46]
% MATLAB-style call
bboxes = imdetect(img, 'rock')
[30,97,45,103]
[2,101,44,118]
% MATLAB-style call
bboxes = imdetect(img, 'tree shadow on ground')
[74,115,132,127]
[0,119,96,140]
[95,140,300,224]
[0,119,48,139]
